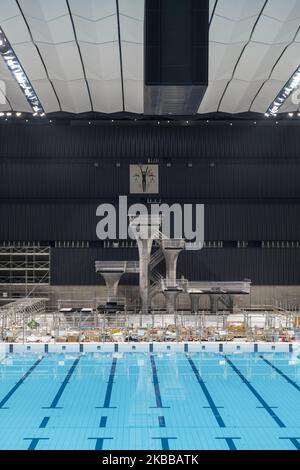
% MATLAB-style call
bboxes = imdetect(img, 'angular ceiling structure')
[0,0,299,116]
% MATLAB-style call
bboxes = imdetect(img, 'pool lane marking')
[259,356,300,392]
[88,437,113,450]
[158,416,166,427]
[216,437,241,451]
[100,416,107,428]
[186,355,226,428]
[152,437,177,451]
[44,357,81,409]
[279,437,300,450]
[224,356,286,428]
[24,438,49,450]
[0,356,44,409]
[149,355,170,409]
[39,417,50,429]
[96,357,118,409]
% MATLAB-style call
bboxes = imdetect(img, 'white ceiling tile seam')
[13,0,62,112]
[216,0,269,112]
[65,0,93,111]
[249,24,300,113]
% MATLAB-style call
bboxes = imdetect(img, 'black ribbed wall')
[0,202,299,241]
[1,122,300,286]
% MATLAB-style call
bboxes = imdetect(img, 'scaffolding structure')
[0,246,50,302]
[0,298,47,339]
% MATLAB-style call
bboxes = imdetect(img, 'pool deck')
[2,341,299,354]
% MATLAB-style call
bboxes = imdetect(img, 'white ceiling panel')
[89,79,123,114]
[73,15,118,44]
[252,15,300,44]
[210,16,259,43]
[119,0,144,113]
[209,43,247,81]
[203,0,300,115]
[80,43,121,81]
[69,0,117,20]
[13,43,47,80]
[37,43,84,81]
[271,42,300,80]
[2,80,32,112]
[234,43,286,81]
[31,79,60,114]
[18,0,69,21]
[51,79,91,113]
[215,0,266,21]
[251,79,285,113]
[119,0,144,20]
[198,80,229,113]
[263,0,300,22]
[23,15,74,45]
[219,80,264,113]
[0,0,299,115]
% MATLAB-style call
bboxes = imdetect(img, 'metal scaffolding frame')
[0,246,50,301]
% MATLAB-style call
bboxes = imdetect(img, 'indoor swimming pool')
[0,351,300,451]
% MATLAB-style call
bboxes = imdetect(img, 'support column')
[189,293,202,314]
[137,239,154,315]
[209,294,220,314]
[100,273,123,303]
[163,290,180,315]
[129,215,162,315]
[161,240,185,287]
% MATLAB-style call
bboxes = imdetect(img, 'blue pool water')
[0,351,300,450]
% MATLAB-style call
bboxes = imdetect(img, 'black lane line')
[0,356,44,409]
[150,355,169,409]
[216,437,241,451]
[44,357,80,409]
[260,356,300,392]
[186,355,226,428]
[88,437,113,451]
[39,417,50,429]
[152,437,177,451]
[158,416,166,428]
[97,357,118,409]
[279,437,300,450]
[24,438,49,450]
[224,356,286,428]
[100,416,107,428]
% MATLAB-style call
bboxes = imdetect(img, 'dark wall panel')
[178,248,300,285]
[1,202,300,241]
[1,161,300,200]
[51,248,300,286]
[51,248,138,286]
[0,123,300,160]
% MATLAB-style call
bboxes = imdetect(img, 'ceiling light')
[267,65,300,116]
[6,112,11,116]
[288,113,294,117]
[0,28,45,116]
[0,112,4,117]
[16,112,22,117]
